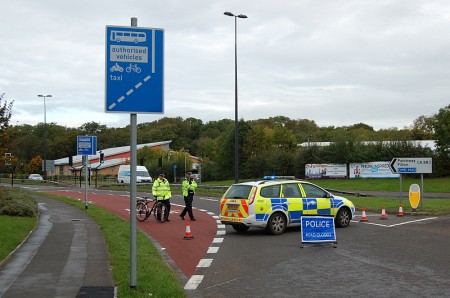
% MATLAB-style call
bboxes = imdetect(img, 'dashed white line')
[108,75,152,110]
[197,259,213,268]
[184,275,204,290]
[207,246,220,254]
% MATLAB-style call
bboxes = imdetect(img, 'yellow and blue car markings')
[253,197,354,223]
[255,198,307,223]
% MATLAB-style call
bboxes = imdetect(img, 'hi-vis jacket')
[182,179,197,197]
[152,178,171,200]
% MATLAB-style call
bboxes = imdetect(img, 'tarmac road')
[2,184,449,297]
[192,212,450,297]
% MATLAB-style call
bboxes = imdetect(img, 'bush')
[0,187,38,217]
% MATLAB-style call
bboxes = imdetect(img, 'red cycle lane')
[44,190,217,278]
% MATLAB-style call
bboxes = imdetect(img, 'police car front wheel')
[335,208,351,228]
[266,213,287,235]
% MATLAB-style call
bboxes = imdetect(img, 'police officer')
[152,173,172,222]
[180,171,197,221]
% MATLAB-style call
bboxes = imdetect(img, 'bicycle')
[136,196,168,222]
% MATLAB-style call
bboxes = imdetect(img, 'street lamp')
[184,149,190,174]
[38,94,52,179]
[224,11,247,183]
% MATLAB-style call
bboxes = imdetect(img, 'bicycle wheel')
[136,202,149,222]
[154,202,167,223]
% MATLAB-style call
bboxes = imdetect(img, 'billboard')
[305,164,347,179]
[350,161,399,179]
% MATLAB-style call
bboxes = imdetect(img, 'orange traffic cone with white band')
[183,220,194,240]
[397,203,404,217]
[380,206,388,220]
[360,208,368,222]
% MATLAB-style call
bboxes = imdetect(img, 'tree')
[433,105,450,153]
[0,93,14,155]
[28,156,43,174]
[411,115,435,140]
[79,122,107,134]
[433,104,450,176]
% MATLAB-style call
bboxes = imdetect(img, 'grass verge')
[0,216,37,262]
[348,195,450,215]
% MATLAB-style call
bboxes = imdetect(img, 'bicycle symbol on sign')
[126,63,141,73]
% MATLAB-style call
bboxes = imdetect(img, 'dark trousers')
[180,195,194,219]
[159,199,171,220]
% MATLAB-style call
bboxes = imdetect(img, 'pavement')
[0,195,115,298]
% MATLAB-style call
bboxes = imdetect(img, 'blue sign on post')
[301,216,337,248]
[105,26,164,113]
[77,136,97,155]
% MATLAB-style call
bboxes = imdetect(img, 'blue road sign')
[105,26,164,113]
[77,136,97,155]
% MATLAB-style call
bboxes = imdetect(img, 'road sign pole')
[421,174,424,209]
[129,17,138,290]
[84,155,88,209]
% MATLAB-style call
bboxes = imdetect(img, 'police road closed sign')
[301,216,336,244]
[105,26,164,113]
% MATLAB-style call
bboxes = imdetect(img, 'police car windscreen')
[226,185,252,199]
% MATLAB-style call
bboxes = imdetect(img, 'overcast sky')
[1,0,449,131]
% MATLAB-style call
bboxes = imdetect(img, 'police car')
[220,177,355,235]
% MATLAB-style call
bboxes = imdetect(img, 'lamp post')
[184,149,189,174]
[224,11,247,184]
[38,94,52,179]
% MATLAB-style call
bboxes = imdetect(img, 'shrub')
[0,187,38,217]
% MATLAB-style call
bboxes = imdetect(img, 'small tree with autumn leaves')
[0,93,14,169]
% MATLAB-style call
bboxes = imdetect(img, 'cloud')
[1,0,449,130]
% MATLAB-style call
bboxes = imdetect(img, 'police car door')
[281,183,303,223]
[300,183,333,216]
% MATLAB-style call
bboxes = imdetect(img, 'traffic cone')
[397,204,404,217]
[380,206,388,220]
[360,208,368,222]
[183,220,194,240]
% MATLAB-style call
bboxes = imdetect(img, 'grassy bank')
[0,216,37,262]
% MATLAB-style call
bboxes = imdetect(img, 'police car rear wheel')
[266,213,286,235]
[335,208,351,228]
[232,224,249,233]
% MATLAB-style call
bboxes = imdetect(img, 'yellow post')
[409,184,421,211]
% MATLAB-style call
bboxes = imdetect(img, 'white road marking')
[184,275,204,290]
[207,247,219,254]
[355,217,438,228]
[197,259,213,268]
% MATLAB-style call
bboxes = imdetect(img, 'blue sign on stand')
[301,216,337,248]
[77,136,97,155]
[105,26,164,113]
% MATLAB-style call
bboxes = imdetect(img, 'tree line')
[1,93,449,180]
